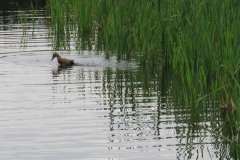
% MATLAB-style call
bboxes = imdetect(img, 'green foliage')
[44,1,240,157]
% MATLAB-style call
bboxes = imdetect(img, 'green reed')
[43,0,240,156]
[18,0,39,37]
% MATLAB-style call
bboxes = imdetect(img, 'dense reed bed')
[41,0,240,158]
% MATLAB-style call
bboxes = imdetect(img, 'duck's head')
[51,53,60,61]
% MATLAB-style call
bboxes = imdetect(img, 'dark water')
[0,1,227,160]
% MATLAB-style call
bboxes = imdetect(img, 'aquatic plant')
[37,0,240,157]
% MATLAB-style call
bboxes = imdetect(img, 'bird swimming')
[51,53,74,66]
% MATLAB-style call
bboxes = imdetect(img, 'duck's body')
[51,53,74,66]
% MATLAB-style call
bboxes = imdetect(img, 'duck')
[51,53,74,66]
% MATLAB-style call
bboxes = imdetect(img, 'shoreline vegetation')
[20,0,240,158]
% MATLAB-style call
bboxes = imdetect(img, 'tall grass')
[44,0,240,157]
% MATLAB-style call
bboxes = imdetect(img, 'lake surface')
[0,1,227,160]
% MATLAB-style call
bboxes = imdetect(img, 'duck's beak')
[51,56,54,61]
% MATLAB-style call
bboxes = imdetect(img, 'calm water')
[0,1,226,160]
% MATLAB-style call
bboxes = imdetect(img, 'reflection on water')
[0,0,46,13]
[0,2,229,160]
[52,65,74,76]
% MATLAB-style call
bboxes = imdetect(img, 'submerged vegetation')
[19,0,240,158]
